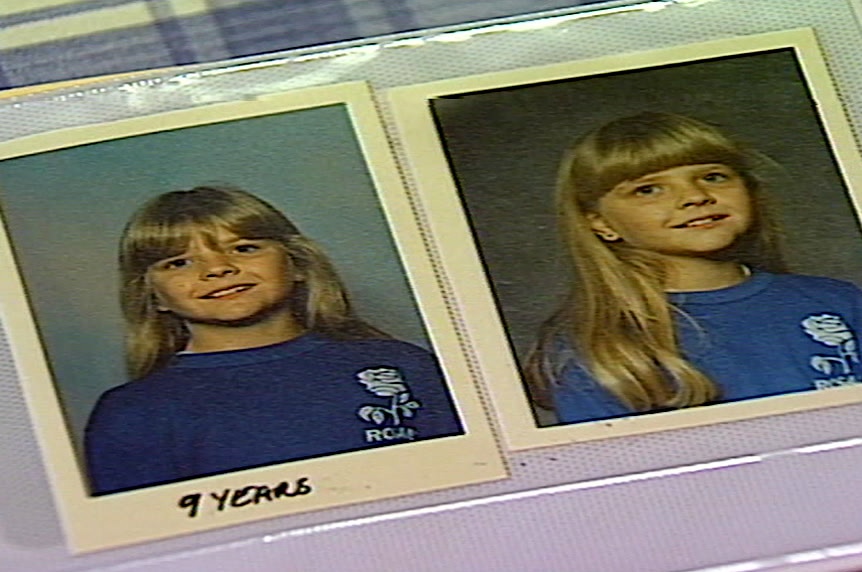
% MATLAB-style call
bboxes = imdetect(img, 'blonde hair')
[120,185,389,380]
[525,112,787,413]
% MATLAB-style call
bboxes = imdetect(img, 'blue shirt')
[552,272,862,424]
[85,334,463,494]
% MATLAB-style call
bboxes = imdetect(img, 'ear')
[586,213,622,243]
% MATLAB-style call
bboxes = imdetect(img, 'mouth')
[672,214,729,229]
[200,284,255,299]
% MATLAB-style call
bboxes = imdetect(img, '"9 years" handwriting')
[179,477,313,518]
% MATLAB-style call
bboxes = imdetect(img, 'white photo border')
[0,81,506,552]
[386,28,862,450]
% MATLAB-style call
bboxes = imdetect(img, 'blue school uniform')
[551,272,862,424]
[85,334,463,494]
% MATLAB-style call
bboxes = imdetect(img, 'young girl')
[526,112,862,425]
[85,186,462,494]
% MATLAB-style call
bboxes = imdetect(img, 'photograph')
[0,81,505,551]
[387,28,862,449]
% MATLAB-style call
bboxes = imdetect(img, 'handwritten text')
[179,477,313,518]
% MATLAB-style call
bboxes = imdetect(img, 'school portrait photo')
[390,31,862,444]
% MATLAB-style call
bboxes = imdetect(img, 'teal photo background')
[0,103,430,459]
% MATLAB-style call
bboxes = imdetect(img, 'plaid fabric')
[0,0,612,89]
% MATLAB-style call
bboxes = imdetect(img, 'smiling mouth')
[201,284,255,299]
[672,214,729,228]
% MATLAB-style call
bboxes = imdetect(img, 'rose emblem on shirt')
[802,313,860,387]
[357,368,408,397]
[356,367,421,426]
[802,314,855,347]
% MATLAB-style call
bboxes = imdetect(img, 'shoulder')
[312,337,445,384]
[551,357,630,423]
[314,337,437,363]
[89,368,184,419]
[768,272,860,289]
[765,272,862,303]
[535,334,601,391]
[86,380,168,451]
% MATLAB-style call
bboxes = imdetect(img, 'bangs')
[120,187,300,275]
[593,136,749,193]
[125,217,231,270]
[567,113,755,206]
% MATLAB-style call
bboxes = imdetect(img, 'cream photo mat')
[386,28,862,450]
[0,81,505,552]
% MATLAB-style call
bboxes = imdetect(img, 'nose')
[677,181,716,208]
[200,252,238,279]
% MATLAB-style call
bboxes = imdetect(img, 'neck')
[184,315,306,353]
[661,257,749,292]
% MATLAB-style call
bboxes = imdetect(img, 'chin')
[204,302,295,327]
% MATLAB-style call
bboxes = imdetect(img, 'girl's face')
[147,227,300,328]
[586,163,752,261]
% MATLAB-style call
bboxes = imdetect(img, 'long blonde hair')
[120,185,389,380]
[525,112,787,412]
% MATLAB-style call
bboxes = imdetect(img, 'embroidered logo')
[356,367,420,443]
[802,314,861,389]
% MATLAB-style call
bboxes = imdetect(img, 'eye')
[632,184,662,197]
[159,257,191,270]
[233,242,262,254]
[702,171,730,183]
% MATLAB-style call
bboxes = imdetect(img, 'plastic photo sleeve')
[0,81,505,551]
[386,28,862,450]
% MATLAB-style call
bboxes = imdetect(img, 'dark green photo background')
[430,49,862,424]
[0,103,430,455]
